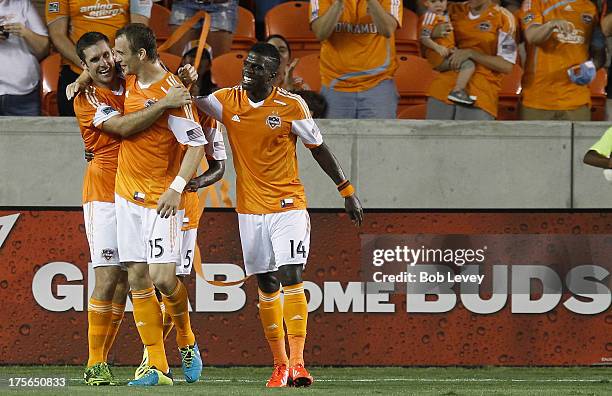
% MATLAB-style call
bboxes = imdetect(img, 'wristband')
[337,180,355,198]
[169,176,187,193]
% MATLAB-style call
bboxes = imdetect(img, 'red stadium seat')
[150,3,171,46]
[394,55,438,113]
[159,52,182,74]
[590,68,607,121]
[395,9,419,56]
[293,53,321,92]
[40,53,61,117]
[211,51,247,88]
[397,104,427,119]
[265,1,320,58]
[232,7,257,52]
[497,63,523,121]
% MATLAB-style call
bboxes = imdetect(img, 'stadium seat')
[150,3,171,46]
[293,53,321,92]
[395,9,419,56]
[590,68,607,121]
[497,63,523,121]
[265,1,320,58]
[159,52,182,74]
[232,7,257,52]
[211,51,247,88]
[40,53,61,117]
[394,55,438,114]
[397,104,427,119]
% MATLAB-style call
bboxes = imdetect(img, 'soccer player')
[584,127,612,169]
[112,23,216,386]
[72,31,195,386]
[193,42,363,388]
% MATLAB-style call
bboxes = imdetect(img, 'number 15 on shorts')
[290,239,306,258]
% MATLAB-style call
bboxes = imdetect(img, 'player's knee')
[126,263,152,290]
[256,273,280,294]
[151,272,178,296]
[277,264,303,286]
[113,272,130,302]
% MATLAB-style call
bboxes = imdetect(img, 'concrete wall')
[0,117,608,208]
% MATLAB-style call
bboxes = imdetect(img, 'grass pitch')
[0,366,610,395]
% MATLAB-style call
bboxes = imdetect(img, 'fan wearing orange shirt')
[519,0,603,121]
[194,43,364,388]
[72,31,196,386]
[426,0,517,120]
[46,0,152,116]
[112,23,213,386]
[309,0,402,119]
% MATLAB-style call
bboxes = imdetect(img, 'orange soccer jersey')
[46,0,130,73]
[73,83,125,204]
[309,0,402,92]
[419,11,455,68]
[519,0,597,110]
[427,2,517,117]
[115,72,202,209]
[196,87,323,214]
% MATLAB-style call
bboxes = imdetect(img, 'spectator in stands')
[426,0,517,120]
[266,34,309,90]
[180,40,216,96]
[293,89,328,118]
[167,0,238,59]
[46,0,152,116]
[519,0,604,121]
[310,0,402,119]
[0,0,49,116]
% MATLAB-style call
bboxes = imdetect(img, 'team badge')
[582,14,593,25]
[101,248,115,261]
[48,2,59,12]
[478,21,491,32]
[266,113,282,129]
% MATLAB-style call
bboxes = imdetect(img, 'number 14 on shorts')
[290,239,306,258]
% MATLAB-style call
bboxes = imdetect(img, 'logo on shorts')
[582,13,593,25]
[266,113,282,129]
[48,2,59,12]
[101,248,115,261]
[478,21,491,32]
[186,127,204,141]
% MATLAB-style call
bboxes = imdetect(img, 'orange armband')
[337,180,355,198]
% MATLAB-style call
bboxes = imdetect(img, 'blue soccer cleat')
[127,367,173,386]
[180,343,203,383]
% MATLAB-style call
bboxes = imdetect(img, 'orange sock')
[283,283,308,366]
[161,280,195,348]
[160,302,175,341]
[258,289,288,366]
[87,298,112,367]
[102,303,125,362]
[131,287,168,373]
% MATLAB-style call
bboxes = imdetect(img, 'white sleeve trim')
[168,115,208,146]
[92,106,120,127]
[195,95,223,122]
[204,123,227,160]
[291,118,323,147]
[497,30,517,64]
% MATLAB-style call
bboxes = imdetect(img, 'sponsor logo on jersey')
[81,2,126,20]
[266,114,281,129]
[101,248,115,261]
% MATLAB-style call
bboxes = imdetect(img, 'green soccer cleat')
[84,362,117,386]
[128,367,173,386]
[134,347,149,380]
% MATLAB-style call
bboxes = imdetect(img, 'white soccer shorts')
[238,209,310,276]
[115,194,184,265]
[83,201,121,267]
[176,228,197,276]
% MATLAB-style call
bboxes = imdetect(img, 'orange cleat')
[266,364,289,388]
[289,364,313,387]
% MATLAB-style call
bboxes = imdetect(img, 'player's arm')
[101,85,192,137]
[310,143,363,226]
[311,0,345,41]
[186,159,226,192]
[47,17,81,68]
[524,19,573,45]
[584,128,612,168]
[187,121,227,190]
[583,150,611,168]
[365,0,399,38]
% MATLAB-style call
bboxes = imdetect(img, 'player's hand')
[84,150,94,162]
[66,80,91,100]
[549,19,573,35]
[2,22,27,37]
[157,189,181,218]
[448,49,473,70]
[284,58,299,89]
[186,177,202,192]
[436,45,451,58]
[431,22,452,39]
[345,194,363,227]
[160,85,192,109]
[178,64,198,87]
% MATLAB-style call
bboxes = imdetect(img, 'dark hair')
[249,42,281,72]
[292,90,328,119]
[265,34,291,59]
[76,32,110,63]
[115,23,158,61]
